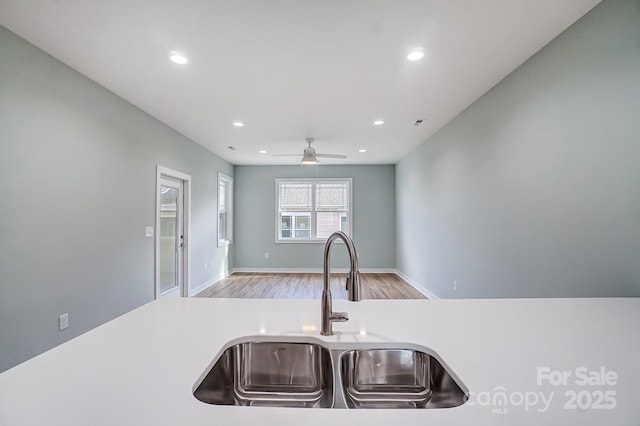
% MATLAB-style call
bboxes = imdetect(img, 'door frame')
[155,165,191,299]
[157,176,184,298]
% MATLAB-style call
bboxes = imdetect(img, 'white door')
[158,176,184,298]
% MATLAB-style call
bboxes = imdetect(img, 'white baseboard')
[393,271,440,299]
[231,268,397,274]
[189,272,228,297]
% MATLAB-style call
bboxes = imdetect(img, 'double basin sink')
[193,337,468,409]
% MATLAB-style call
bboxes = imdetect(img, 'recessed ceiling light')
[407,48,424,61]
[259,150,267,154]
[373,120,384,126]
[232,121,244,127]
[359,149,367,153]
[169,51,188,65]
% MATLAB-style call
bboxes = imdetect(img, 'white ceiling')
[0,0,600,165]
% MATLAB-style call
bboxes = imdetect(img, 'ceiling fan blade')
[315,153,347,159]
[271,139,344,161]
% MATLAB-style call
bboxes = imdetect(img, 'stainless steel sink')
[340,349,468,409]
[194,338,468,409]
[193,341,333,408]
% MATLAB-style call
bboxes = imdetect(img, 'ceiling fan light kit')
[301,153,318,165]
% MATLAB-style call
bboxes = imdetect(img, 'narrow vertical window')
[218,173,233,247]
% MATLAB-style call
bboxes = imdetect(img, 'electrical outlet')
[264,252,269,259]
[453,281,459,292]
[59,313,69,331]
[145,227,154,237]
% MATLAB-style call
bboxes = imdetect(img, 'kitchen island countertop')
[0,297,638,425]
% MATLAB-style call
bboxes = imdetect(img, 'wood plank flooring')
[194,272,426,300]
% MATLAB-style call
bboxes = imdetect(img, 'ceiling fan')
[272,138,347,165]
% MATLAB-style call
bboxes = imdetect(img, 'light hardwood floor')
[195,273,426,300]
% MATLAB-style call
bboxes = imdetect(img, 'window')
[276,178,352,242]
[218,173,233,247]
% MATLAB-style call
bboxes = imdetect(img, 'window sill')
[274,238,349,244]
[275,239,326,244]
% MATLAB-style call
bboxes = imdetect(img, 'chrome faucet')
[321,231,362,336]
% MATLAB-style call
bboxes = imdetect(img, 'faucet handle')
[331,312,349,322]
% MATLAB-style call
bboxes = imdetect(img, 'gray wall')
[234,165,395,270]
[396,0,640,298]
[0,26,233,372]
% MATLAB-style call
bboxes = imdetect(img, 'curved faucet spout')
[321,231,362,336]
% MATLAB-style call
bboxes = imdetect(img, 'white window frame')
[217,173,233,247]
[275,178,353,244]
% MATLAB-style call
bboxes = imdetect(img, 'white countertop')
[0,297,638,425]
